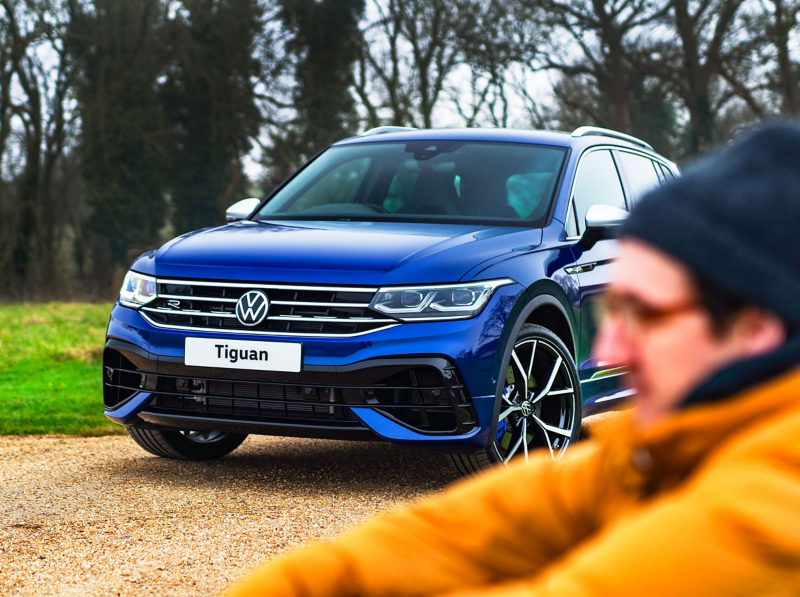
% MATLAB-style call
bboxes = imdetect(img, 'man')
[227,122,800,597]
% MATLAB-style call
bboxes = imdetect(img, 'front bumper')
[104,283,524,451]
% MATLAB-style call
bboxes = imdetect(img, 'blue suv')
[103,126,678,475]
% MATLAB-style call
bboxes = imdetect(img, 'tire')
[446,324,582,477]
[127,427,248,461]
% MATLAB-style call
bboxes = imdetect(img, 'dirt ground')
[0,434,457,596]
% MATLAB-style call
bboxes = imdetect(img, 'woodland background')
[1,0,798,299]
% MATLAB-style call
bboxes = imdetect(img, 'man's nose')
[593,317,633,368]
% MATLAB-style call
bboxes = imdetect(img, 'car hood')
[132,220,543,285]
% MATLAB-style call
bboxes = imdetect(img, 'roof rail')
[571,126,653,151]
[360,126,418,137]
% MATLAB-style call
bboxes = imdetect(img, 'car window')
[376,155,559,220]
[571,149,627,236]
[286,158,371,213]
[383,162,420,213]
[507,172,557,219]
[616,151,661,205]
[654,161,667,184]
[257,142,568,225]
[659,162,676,181]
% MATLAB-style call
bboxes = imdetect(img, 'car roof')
[333,127,666,159]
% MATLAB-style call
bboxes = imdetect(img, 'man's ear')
[730,309,787,356]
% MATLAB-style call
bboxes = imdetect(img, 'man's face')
[593,239,785,427]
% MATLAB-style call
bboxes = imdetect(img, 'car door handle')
[565,263,596,275]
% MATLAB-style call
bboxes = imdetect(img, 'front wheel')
[446,324,582,476]
[127,427,248,460]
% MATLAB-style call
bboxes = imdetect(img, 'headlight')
[119,271,157,308]
[370,279,514,320]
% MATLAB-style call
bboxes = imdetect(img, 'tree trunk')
[691,92,715,153]
[669,0,743,154]
[607,36,632,133]
[773,0,800,115]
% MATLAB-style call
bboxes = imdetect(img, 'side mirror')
[225,198,261,222]
[580,204,629,250]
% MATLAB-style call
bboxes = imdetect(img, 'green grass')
[0,303,124,436]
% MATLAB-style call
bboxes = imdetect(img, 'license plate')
[184,338,302,372]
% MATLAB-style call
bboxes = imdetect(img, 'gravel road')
[0,434,457,596]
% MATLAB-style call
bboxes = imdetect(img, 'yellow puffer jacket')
[226,366,800,597]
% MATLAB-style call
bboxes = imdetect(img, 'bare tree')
[0,2,18,274]
[355,0,411,126]
[650,0,755,153]
[0,3,15,172]
[535,0,668,134]
[0,0,76,292]
[453,0,541,127]
[759,0,800,115]
[356,0,462,128]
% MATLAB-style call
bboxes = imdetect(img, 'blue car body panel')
[131,221,544,286]
[104,128,675,450]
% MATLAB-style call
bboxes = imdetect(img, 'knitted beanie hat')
[620,121,800,326]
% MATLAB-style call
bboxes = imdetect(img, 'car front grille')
[103,347,477,435]
[138,279,398,337]
[151,381,365,425]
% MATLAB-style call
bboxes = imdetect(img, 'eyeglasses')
[595,292,700,337]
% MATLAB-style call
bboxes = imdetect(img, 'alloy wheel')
[493,337,578,463]
[179,430,228,444]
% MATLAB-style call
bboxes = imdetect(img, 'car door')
[564,148,630,402]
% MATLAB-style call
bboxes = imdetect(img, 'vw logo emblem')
[235,290,269,326]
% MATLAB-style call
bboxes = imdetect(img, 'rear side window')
[615,151,661,205]
[659,162,677,181]
[570,149,627,236]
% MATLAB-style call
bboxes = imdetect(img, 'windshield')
[255,141,567,226]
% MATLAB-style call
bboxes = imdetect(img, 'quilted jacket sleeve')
[437,443,800,597]
[225,442,606,597]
